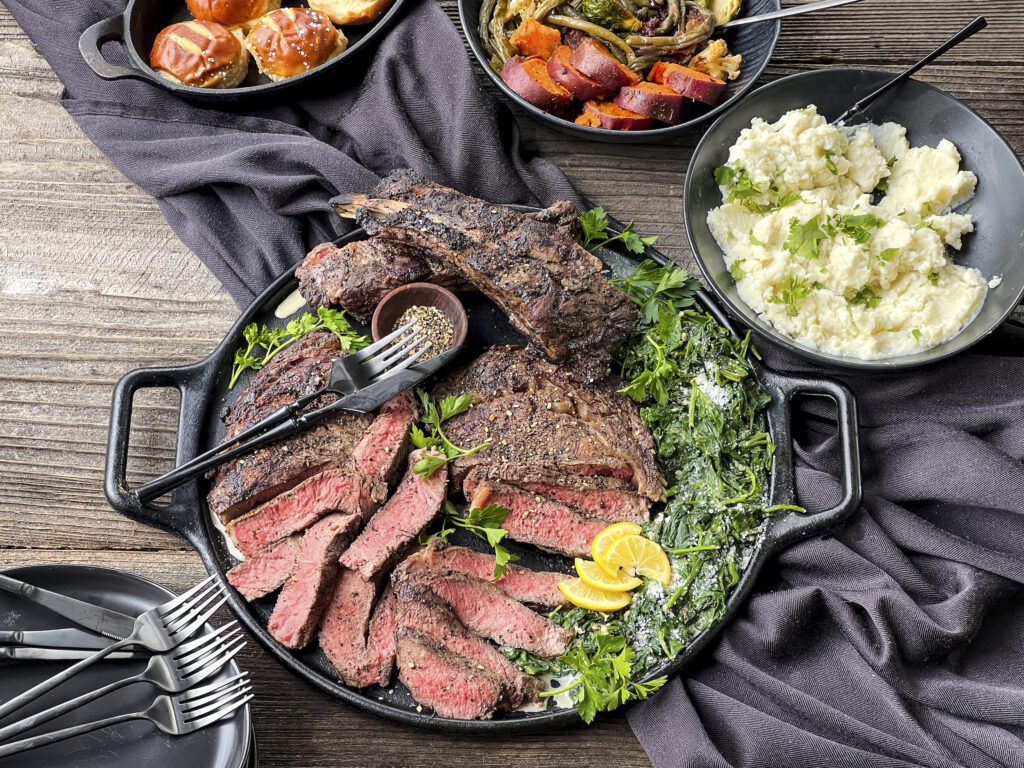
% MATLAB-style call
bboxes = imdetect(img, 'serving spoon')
[717,0,867,31]
[832,15,987,126]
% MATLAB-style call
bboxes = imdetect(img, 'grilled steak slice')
[424,539,568,608]
[267,513,359,649]
[395,558,572,658]
[319,567,395,688]
[340,449,448,580]
[334,169,636,382]
[350,391,418,487]
[464,466,649,524]
[395,629,503,720]
[393,580,541,708]
[471,480,607,558]
[297,239,468,323]
[227,468,385,558]
[436,346,665,500]
[208,330,376,523]
[226,536,301,601]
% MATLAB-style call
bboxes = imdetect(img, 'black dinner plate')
[684,68,1024,369]
[0,565,251,768]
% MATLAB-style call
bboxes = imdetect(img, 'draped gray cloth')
[6,0,1024,764]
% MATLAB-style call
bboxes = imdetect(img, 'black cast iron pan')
[104,211,862,732]
[78,0,409,102]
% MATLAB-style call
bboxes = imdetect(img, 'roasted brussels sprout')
[581,0,642,32]
[708,0,741,24]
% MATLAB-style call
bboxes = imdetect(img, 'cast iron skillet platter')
[458,0,780,143]
[78,0,409,102]
[0,565,251,767]
[685,68,1024,370]
[103,213,861,733]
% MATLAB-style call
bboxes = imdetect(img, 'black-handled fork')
[134,320,434,504]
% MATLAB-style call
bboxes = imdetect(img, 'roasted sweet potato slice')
[568,38,639,91]
[501,55,572,112]
[581,100,653,130]
[547,45,610,101]
[510,18,562,59]
[615,81,685,124]
[648,61,727,106]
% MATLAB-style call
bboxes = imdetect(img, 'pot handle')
[79,14,151,82]
[104,363,213,541]
[764,373,862,544]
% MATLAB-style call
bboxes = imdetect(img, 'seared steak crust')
[345,169,635,382]
[350,391,418,487]
[297,239,468,323]
[226,535,301,601]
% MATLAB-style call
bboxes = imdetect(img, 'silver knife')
[0,628,113,650]
[0,574,137,641]
[0,646,149,662]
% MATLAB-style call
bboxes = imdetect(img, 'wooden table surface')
[1,1,1021,765]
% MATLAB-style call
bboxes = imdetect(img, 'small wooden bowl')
[370,283,469,354]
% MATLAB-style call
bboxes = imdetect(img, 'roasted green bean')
[546,13,636,62]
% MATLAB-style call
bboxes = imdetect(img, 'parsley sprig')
[229,307,368,389]
[613,259,701,324]
[768,276,821,317]
[424,501,518,580]
[579,207,659,254]
[410,391,489,479]
[784,215,827,259]
[540,635,667,723]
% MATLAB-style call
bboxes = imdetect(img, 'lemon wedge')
[575,557,642,592]
[598,534,672,586]
[590,521,643,563]
[558,578,633,612]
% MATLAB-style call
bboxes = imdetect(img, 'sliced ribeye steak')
[226,536,301,601]
[393,580,541,709]
[394,557,571,658]
[297,239,468,323]
[228,468,384,558]
[267,513,359,649]
[395,629,503,720]
[464,466,649,524]
[435,346,665,500]
[350,390,418,487]
[318,568,394,688]
[423,539,568,608]
[332,169,636,382]
[340,449,447,580]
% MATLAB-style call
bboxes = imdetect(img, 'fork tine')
[165,583,226,632]
[183,683,253,721]
[360,332,427,376]
[160,579,220,623]
[157,575,217,616]
[169,596,229,640]
[349,320,417,362]
[173,622,239,660]
[180,674,251,712]
[370,342,433,380]
[186,694,254,731]
[177,627,243,669]
[181,637,246,678]
[179,671,249,703]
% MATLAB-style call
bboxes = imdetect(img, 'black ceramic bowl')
[78,0,408,101]
[458,0,780,143]
[685,68,1024,370]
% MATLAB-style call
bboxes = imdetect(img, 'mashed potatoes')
[707,106,986,360]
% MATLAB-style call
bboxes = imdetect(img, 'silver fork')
[0,622,244,743]
[0,672,252,758]
[134,319,432,505]
[0,575,227,721]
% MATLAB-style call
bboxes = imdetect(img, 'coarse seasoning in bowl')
[684,68,1024,369]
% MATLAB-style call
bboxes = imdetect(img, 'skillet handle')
[765,374,862,544]
[104,363,213,541]
[79,14,151,82]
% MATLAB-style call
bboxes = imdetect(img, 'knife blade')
[0,574,137,641]
[0,646,149,662]
[0,628,114,650]
[323,347,461,414]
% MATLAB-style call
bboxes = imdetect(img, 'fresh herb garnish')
[748,230,768,248]
[848,285,879,308]
[784,216,827,259]
[539,635,667,724]
[878,247,899,263]
[836,213,884,245]
[579,207,659,254]
[410,391,489,479]
[715,165,761,202]
[928,271,940,286]
[424,501,517,580]
[229,307,368,389]
[612,259,701,325]
[823,150,838,176]
[728,258,747,281]
[768,276,817,316]
[912,328,923,340]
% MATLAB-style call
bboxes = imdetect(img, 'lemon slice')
[575,557,642,592]
[599,535,672,586]
[590,521,643,563]
[558,578,633,612]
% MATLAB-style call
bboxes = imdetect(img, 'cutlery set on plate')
[0,573,250,759]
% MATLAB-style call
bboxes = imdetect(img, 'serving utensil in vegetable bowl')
[683,65,1024,370]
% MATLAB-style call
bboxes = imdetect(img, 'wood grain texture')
[0,1,1021,766]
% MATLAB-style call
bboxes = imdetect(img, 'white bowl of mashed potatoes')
[684,69,1024,369]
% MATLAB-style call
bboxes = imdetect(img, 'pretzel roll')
[308,0,394,25]
[246,8,347,81]
[185,0,281,28]
[150,20,250,89]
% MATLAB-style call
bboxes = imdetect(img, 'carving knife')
[0,574,137,641]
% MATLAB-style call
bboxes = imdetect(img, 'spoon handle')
[717,0,865,30]
[832,16,987,126]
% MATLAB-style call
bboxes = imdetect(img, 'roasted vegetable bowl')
[459,0,781,141]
